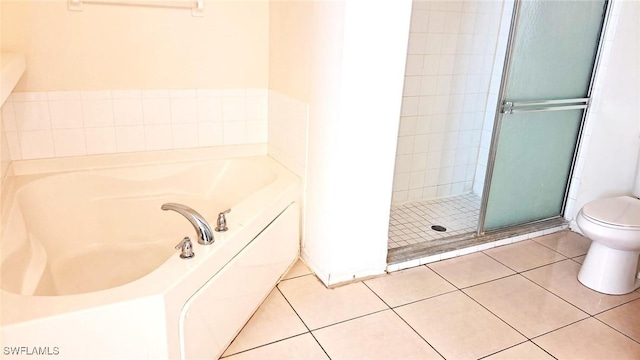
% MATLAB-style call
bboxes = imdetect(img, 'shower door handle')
[501,98,589,114]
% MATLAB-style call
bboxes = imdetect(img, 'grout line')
[480,246,570,274]
[359,280,393,309]
[590,295,640,317]
[306,308,391,333]
[592,311,640,345]
[219,332,311,359]
[529,317,593,342]
[361,281,447,360]
[390,315,447,360]
[454,272,518,291]
[532,342,560,360]
[508,268,640,344]
[220,284,312,359]
[476,340,547,360]
[430,257,635,355]
[514,261,640,346]
[569,255,585,264]
[366,264,461,310]
[230,243,638,359]
[274,285,333,359]
[388,193,482,249]
[531,234,589,259]
[389,287,460,310]
[425,262,464,291]
[279,272,313,282]
[475,258,593,322]
[458,285,531,342]
[512,273,640,346]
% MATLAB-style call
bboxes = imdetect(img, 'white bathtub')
[0,146,301,359]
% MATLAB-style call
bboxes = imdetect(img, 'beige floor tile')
[277,275,388,330]
[464,275,588,338]
[364,266,456,307]
[484,240,567,272]
[222,289,308,357]
[222,333,328,360]
[313,309,443,360]
[484,341,554,360]
[522,260,640,315]
[282,259,312,280]
[596,299,640,342]
[428,252,515,288]
[533,230,592,257]
[534,318,640,359]
[395,291,526,359]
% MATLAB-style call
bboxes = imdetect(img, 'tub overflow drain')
[431,225,447,232]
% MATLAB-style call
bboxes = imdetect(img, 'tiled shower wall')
[392,0,505,204]
[473,0,513,196]
[0,89,268,161]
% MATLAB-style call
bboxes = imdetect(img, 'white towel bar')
[67,0,204,17]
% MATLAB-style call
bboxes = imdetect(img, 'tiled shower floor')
[388,193,481,249]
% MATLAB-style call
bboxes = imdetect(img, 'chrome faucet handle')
[215,208,231,232]
[175,236,195,259]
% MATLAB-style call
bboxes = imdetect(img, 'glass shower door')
[482,0,608,230]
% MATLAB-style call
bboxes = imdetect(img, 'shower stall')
[388,0,611,262]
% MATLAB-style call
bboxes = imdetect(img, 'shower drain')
[431,225,447,232]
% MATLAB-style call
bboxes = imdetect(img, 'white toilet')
[576,152,640,295]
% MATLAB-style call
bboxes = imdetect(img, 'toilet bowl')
[576,195,640,295]
[577,145,640,295]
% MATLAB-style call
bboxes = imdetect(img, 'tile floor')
[388,193,481,249]
[221,231,640,359]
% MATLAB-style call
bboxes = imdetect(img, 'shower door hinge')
[502,101,514,114]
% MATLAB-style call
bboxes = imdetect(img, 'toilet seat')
[581,196,640,229]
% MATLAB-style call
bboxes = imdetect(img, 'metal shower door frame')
[476,0,613,235]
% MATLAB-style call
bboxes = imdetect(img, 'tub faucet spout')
[161,203,214,245]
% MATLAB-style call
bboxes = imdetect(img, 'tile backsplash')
[1,88,268,161]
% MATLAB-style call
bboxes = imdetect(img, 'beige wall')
[569,0,640,224]
[0,3,6,180]
[268,1,345,280]
[269,0,412,284]
[268,1,313,102]
[1,0,269,91]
